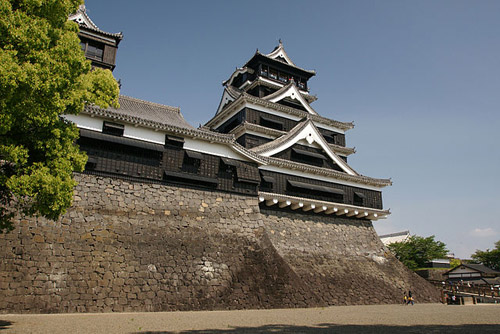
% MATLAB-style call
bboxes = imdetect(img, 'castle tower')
[68,5,123,71]
[205,42,391,220]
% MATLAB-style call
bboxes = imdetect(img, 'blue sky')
[84,0,500,258]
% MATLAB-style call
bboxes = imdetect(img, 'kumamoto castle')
[0,6,440,313]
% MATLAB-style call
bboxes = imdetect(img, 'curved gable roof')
[263,81,318,115]
[266,40,297,66]
[69,5,123,40]
[251,119,358,176]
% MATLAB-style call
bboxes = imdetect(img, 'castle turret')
[69,5,123,71]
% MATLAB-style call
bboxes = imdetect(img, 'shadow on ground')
[0,320,13,331]
[133,323,500,334]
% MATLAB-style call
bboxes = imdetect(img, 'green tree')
[0,0,119,232]
[388,235,448,270]
[471,240,500,271]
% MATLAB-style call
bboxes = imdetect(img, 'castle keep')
[0,6,440,313]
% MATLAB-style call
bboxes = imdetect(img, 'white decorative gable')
[215,88,236,115]
[258,120,357,176]
[68,5,98,30]
[263,82,318,115]
[266,41,296,66]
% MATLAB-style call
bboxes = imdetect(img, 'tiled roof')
[81,97,268,165]
[262,80,318,115]
[328,143,356,156]
[242,78,317,103]
[84,95,194,130]
[244,42,316,76]
[69,5,123,40]
[205,93,354,131]
[263,156,392,187]
[250,119,310,154]
[462,264,500,274]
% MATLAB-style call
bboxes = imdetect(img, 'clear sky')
[84,0,500,258]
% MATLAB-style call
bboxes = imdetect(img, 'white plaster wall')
[124,126,164,144]
[63,114,103,132]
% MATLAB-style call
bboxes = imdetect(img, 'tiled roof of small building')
[461,264,500,274]
[69,5,123,40]
[84,95,194,130]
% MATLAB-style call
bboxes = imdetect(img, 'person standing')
[403,291,407,305]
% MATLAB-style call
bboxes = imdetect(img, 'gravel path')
[1,303,499,333]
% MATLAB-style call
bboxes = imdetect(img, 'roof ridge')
[119,95,181,113]
[241,93,354,130]
[256,50,316,75]
[264,156,392,187]
[250,118,310,154]
[262,80,318,115]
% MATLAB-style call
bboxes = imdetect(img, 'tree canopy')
[387,235,448,270]
[0,0,119,232]
[471,240,500,271]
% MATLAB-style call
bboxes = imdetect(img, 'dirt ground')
[1,303,499,333]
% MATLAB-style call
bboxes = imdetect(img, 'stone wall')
[260,208,441,305]
[0,174,439,313]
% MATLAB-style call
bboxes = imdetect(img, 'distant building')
[425,258,450,269]
[379,230,410,246]
[444,263,500,285]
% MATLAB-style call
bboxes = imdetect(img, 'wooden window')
[287,180,344,203]
[260,65,268,77]
[260,175,275,191]
[102,121,124,137]
[85,156,97,170]
[86,42,104,61]
[182,150,202,174]
[163,170,217,187]
[236,164,260,184]
[260,115,283,131]
[278,71,288,83]
[353,192,365,206]
[165,135,184,148]
[291,147,325,167]
[269,68,278,80]
[296,78,307,90]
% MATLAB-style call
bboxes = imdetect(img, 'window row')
[259,65,307,90]
[80,41,104,61]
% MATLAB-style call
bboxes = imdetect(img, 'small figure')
[403,291,407,305]
[408,290,414,305]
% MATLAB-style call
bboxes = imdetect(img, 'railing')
[438,282,500,304]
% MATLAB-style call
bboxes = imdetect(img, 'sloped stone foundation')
[0,174,439,313]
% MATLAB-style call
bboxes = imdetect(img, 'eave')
[242,78,317,103]
[229,122,286,139]
[258,192,390,221]
[262,156,392,188]
[244,52,315,79]
[69,6,123,43]
[205,93,354,132]
[229,122,355,157]
[80,107,267,165]
[263,81,318,115]
[328,144,356,156]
